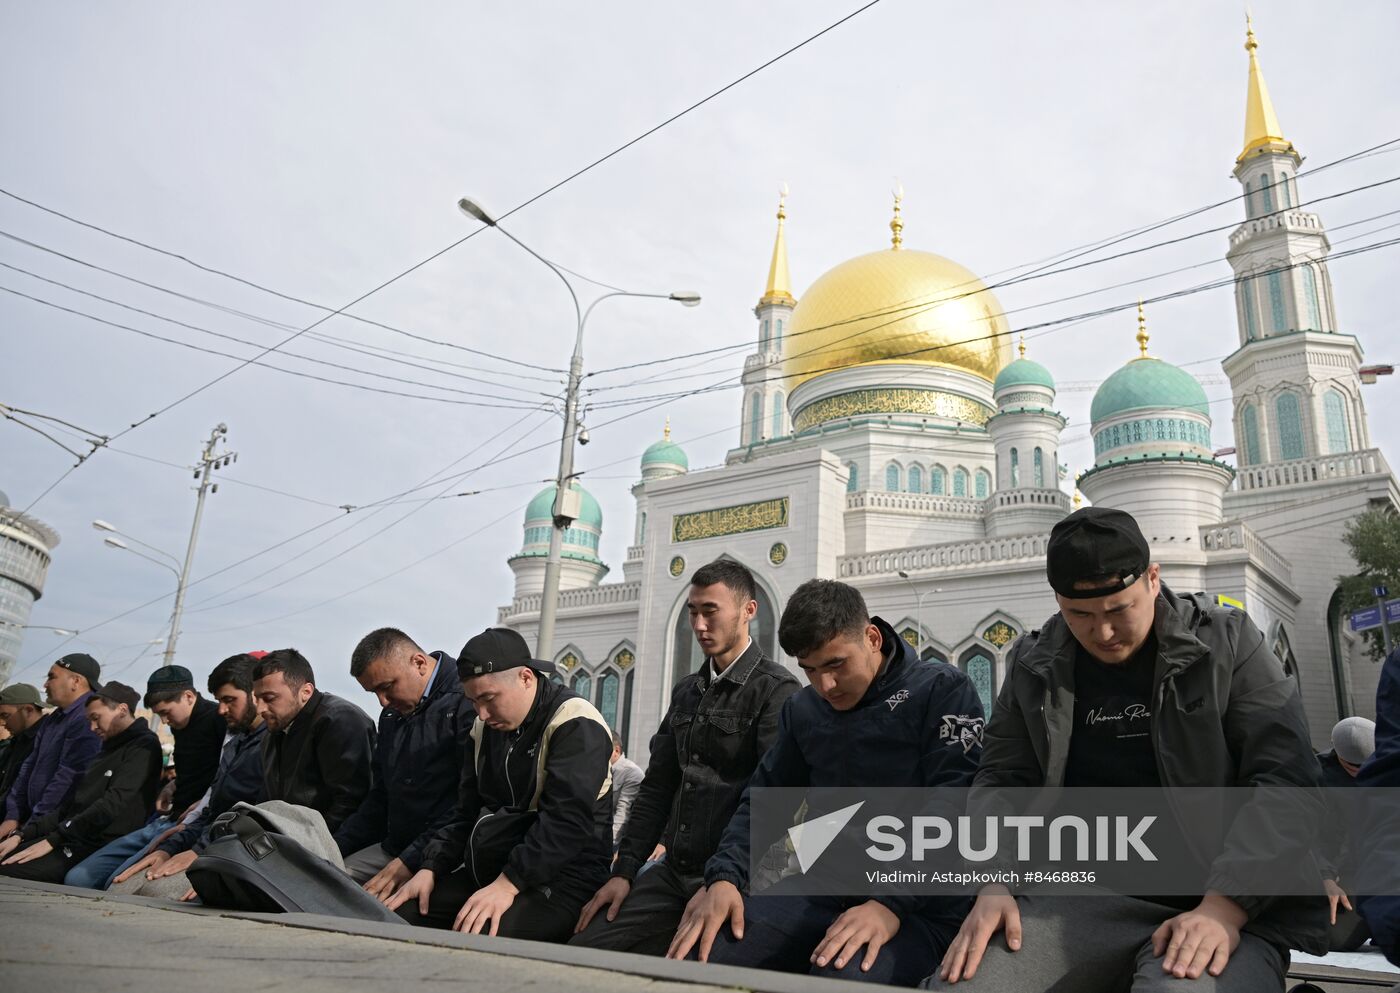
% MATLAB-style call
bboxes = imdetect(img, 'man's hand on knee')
[666,881,744,962]
[1151,891,1245,980]
[811,899,901,973]
[114,850,168,884]
[938,884,1022,984]
[576,876,631,933]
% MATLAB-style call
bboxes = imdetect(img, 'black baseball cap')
[54,652,102,691]
[457,627,556,680]
[1046,506,1151,600]
[91,681,141,713]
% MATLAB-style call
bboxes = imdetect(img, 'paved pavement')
[3,879,1397,992]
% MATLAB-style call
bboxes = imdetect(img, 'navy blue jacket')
[158,722,268,856]
[1359,646,1400,966]
[4,691,101,824]
[704,616,984,918]
[333,652,469,871]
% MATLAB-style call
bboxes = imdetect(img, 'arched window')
[1278,174,1292,209]
[1261,177,1274,214]
[1243,177,1254,219]
[771,391,784,437]
[1239,278,1258,340]
[775,319,784,345]
[931,465,946,495]
[885,463,902,492]
[1302,266,1322,330]
[959,648,995,714]
[1267,271,1287,333]
[953,467,968,497]
[907,464,923,493]
[1241,403,1260,465]
[1034,447,1045,487]
[748,392,763,443]
[1275,392,1306,460]
[846,462,859,493]
[1009,448,1020,488]
[639,510,647,543]
[570,668,592,700]
[975,469,991,499]
[596,669,621,731]
[1324,390,1349,454]
[760,318,770,346]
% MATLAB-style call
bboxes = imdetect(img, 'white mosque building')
[498,23,1398,755]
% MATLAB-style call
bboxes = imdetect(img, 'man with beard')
[107,652,270,899]
[0,684,47,804]
[572,558,799,954]
[0,681,161,882]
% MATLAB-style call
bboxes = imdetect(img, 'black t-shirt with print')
[1064,634,1160,788]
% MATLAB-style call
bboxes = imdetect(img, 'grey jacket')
[978,584,1328,954]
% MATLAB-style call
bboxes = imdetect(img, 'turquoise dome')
[994,357,1056,393]
[1090,358,1209,423]
[525,482,602,530]
[641,437,688,471]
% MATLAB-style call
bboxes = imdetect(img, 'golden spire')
[1238,14,1295,163]
[663,416,671,442]
[889,181,904,250]
[1018,334,1027,359]
[1073,489,1083,509]
[758,183,795,307]
[1135,300,1151,359]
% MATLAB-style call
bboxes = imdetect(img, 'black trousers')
[396,867,581,943]
[570,861,704,956]
[0,843,93,883]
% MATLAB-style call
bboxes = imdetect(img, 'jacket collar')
[702,639,764,690]
[857,616,912,707]
[102,716,151,752]
[1018,583,1209,681]
[279,688,323,737]
[59,690,94,719]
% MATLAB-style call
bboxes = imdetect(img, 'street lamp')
[93,520,182,571]
[458,196,701,658]
[102,536,182,582]
[896,571,944,656]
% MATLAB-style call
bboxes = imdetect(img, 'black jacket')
[170,696,227,817]
[0,715,42,805]
[334,653,470,871]
[1314,749,1358,883]
[422,677,613,904]
[261,690,375,834]
[1358,646,1400,966]
[978,585,1328,954]
[704,617,984,922]
[614,640,799,881]
[21,717,161,853]
[159,722,268,855]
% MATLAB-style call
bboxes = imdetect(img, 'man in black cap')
[931,505,1326,992]
[0,654,101,845]
[0,681,161,882]
[0,684,47,806]
[62,663,228,888]
[388,627,613,942]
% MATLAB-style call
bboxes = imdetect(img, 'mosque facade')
[497,24,1398,755]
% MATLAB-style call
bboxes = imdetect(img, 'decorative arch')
[1324,390,1349,454]
[907,463,923,494]
[771,391,785,438]
[930,464,947,495]
[952,639,999,716]
[748,391,763,444]
[885,461,903,492]
[846,461,859,493]
[952,466,969,497]
[552,643,587,686]
[975,468,991,499]
[1274,391,1306,460]
[598,641,637,744]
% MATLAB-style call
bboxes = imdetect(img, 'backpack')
[187,808,401,922]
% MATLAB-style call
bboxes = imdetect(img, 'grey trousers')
[921,895,1288,993]
[342,843,393,885]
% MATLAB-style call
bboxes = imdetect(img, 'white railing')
[1228,210,1322,248]
[1199,521,1294,587]
[840,534,1049,579]
[502,581,643,619]
[846,491,986,517]
[625,544,644,561]
[743,352,780,376]
[1233,449,1388,491]
[988,488,1072,511]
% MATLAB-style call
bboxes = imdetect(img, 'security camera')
[578,426,591,445]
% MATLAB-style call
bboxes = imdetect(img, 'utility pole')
[1376,585,1395,657]
[164,423,235,666]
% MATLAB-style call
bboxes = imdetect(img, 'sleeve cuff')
[501,863,527,891]
[704,869,745,891]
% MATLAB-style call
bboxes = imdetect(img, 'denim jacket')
[613,641,799,880]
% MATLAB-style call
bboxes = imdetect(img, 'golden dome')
[782,247,1014,390]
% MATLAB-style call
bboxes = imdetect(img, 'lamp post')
[896,571,943,657]
[458,197,700,658]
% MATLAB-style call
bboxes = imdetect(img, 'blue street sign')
[1351,599,1400,632]
[1376,586,1390,598]
[1351,607,1382,632]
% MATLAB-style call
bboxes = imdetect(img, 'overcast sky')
[4,1,1398,710]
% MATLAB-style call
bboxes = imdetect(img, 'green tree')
[1337,508,1400,658]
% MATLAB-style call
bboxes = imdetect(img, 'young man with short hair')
[931,506,1326,992]
[572,559,800,955]
[106,653,270,898]
[63,663,229,888]
[254,649,376,834]
[0,681,161,882]
[666,579,984,986]
[0,654,102,845]
[389,627,614,941]
[0,684,47,804]
[334,627,469,900]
